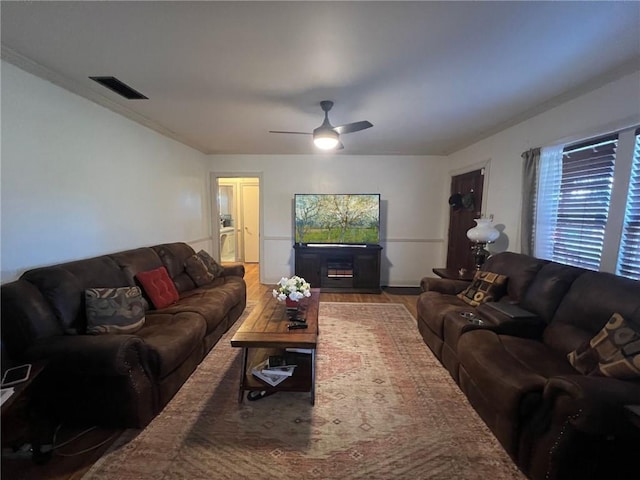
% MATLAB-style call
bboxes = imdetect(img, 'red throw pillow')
[136,266,179,309]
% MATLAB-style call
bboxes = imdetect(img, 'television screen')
[294,194,380,245]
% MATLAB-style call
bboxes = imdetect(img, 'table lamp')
[466,218,499,269]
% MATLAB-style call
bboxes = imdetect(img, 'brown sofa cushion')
[137,312,206,379]
[457,271,507,307]
[520,262,584,323]
[567,312,640,379]
[85,287,146,334]
[21,255,130,334]
[152,243,197,293]
[184,255,215,287]
[482,252,546,302]
[197,250,225,277]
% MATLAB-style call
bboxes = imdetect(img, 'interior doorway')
[215,176,260,265]
[446,169,484,271]
[241,183,260,263]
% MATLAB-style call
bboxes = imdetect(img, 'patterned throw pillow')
[456,271,508,307]
[85,286,145,334]
[197,249,225,278]
[567,313,640,380]
[185,254,215,286]
[136,266,180,309]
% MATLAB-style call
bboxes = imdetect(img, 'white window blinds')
[616,130,640,279]
[536,135,618,270]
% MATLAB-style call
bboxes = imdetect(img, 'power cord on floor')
[52,423,119,457]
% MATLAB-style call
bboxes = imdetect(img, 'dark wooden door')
[446,169,484,270]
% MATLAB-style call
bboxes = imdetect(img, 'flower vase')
[285,298,299,310]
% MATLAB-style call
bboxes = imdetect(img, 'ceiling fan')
[269,100,373,150]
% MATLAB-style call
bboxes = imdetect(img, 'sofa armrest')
[541,375,640,436]
[25,334,149,377]
[25,335,156,428]
[222,263,245,278]
[475,304,546,339]
[460,317,547,340]
[420,277,470,295]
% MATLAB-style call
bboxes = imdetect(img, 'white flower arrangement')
[272,275,311,302]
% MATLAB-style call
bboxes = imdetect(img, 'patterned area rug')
[82,303,525,480]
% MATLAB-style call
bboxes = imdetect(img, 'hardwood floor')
[243,263,419,319]
[1,263,420,480]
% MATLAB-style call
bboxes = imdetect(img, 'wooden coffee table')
[230,288,319,404]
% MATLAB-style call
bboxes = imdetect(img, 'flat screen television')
[294,194,380,245]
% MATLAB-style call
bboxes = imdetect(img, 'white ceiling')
[2,1,639,155]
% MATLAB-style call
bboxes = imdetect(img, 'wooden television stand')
[294,244,382,293]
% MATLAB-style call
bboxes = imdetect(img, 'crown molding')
[1,45,210,154]
[447,57,640,155]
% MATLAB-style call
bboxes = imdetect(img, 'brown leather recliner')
[1,242,246,429]
[417,252,640,480]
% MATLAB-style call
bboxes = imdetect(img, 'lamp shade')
[313,124,339,150]
[466,218,499,243]
[314,135,339,149]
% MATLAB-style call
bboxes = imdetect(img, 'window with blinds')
[616,130,640,279]
[549,135,618,270]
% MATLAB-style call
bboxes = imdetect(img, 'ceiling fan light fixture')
[313,128,339,150]
[270,100,372,151]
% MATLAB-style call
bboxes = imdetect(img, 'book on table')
[285,347,314,355]
[262,365,296,377]
[261,354,297,377]
[251,359,291,386]
[268,354,298,368]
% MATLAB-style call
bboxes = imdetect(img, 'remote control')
[288,323,308,329]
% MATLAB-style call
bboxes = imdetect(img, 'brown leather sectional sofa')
[417,252,640,480]
[1,242,246,429]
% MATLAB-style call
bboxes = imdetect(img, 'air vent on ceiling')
[89,76,148,100]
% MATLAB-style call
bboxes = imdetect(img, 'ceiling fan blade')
[269,130,312,135]
[333,121,373,135]
[337,141,344,150]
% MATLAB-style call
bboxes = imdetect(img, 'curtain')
[534,144,564,260]
[520,148,540,255]
[615,129,640,279]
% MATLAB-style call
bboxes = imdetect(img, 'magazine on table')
[285,347,314,355]
[251,360,290,386]
[262,364,296,377]
[268,354,298,368]
[259,353,300,376]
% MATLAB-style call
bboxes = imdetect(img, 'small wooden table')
[230,288,320,404]
[432,268,475,281]
[1,362,50,463]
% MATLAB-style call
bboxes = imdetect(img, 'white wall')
[3,58,636,285]
[211,71,639,285]
[210,154,449,286]
[447,70,640,261]
[0,61,212,282]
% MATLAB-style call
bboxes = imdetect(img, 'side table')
[432,268,475,281]
[624,405,640,430]
[1,361,51,464]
